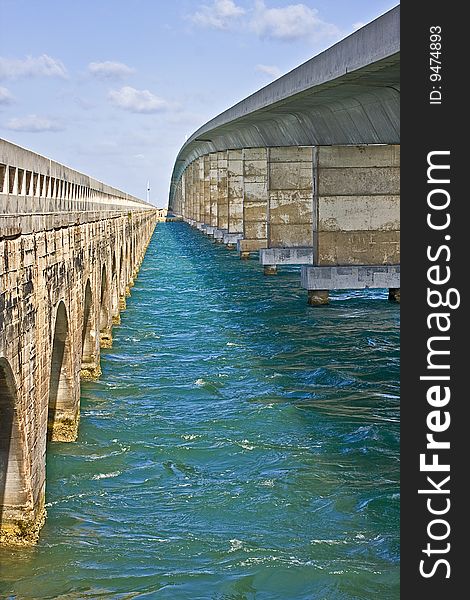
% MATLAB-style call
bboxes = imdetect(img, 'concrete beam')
[301,265,400,290]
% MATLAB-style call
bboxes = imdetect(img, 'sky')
[0,0,398,207]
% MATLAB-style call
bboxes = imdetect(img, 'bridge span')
[169,6,400,305]
[0,139,157,544]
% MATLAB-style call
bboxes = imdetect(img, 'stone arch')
[119,246,124,295]
[99,264,112,348]
[111,250,120,324]
[118,246,126,310]
[48,301,77,441]
[0,358,32,532]
[81,279,100,380]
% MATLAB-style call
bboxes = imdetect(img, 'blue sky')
[0,0,397,207]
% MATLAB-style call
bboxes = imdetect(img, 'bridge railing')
[0,138,151,215]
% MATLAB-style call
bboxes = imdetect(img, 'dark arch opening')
[100,265,109,333]
[48,301,71,439]
[119,246,124,295]
[81,280,94,366]
[0,359,23,527]
[111,251,119,322]
[99,265,112,347]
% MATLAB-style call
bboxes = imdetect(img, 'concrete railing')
[0,139,155,239]
[0,138,152,215]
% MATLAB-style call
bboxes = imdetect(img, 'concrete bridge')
[0,139,157,544]
[169,6,400,305]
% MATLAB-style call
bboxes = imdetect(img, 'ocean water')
[0,222,400,599]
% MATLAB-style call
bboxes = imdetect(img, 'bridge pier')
[169,8,400,304]
[0,140,157,545]
[226,150,244,248]
[238,148,268,259]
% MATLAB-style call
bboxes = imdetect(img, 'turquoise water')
[0,222,400,599]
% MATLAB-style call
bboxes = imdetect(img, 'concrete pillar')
[239,148,268,258]
[217,151,228,233]
[203,155,211,225]
[314,145,400,266]
[209,153,218,228]
[198,156,205,224]
[227,150,243,235]
[269,147,314,248]
[259,146,315,268]
[188,162,195,222]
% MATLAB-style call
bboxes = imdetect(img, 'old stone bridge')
[0,139,157,544]
[169,6,400,305]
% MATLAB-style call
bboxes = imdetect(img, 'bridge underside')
[171,143,400,304]
[169,8,400,303]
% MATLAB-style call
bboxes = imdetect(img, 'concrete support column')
[188,162,195,222]
[209,153,218,230]
[225,150,244,248]
[260,146,314,271]
[198,157,205,224]
[238,148,268,258]
[203,155,211,226]
[314,145,400,266]
[216,151,228,238]
[180,172,186,220]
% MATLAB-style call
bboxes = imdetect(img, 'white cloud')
[255,64,282,78]
[88,61,135,79]
[6,114,64,132]
[190,0,245,30]
[0,86,14,105]
[108,86,170,113]
[251,1,340,42]
[0,54,67,79]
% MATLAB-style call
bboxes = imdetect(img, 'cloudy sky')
[0,0,397,206]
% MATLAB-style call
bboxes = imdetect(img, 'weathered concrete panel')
[269,192,313,224]
[318,167,399,196]
[318,195,399,231]
[209,153,218,227]
[269,146,313,163]
[317,231,400,265]
[317,144,400,168]
[314,144,400,266]
[269,163,312,191]
[227,150,243,234]
[203,155,211,225]
[217,151,228,230]
[267,147,314,250]
[301,265,400,290]
[269,224,313,248]
[244,181,268,203]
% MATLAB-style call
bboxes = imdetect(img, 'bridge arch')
[48,301,77,441]
[0,358,33,540]
[111,251,120,324]
[119,245,124,297]
[81,279,101,380]
[99,265,112,347]
[0,358,32,533]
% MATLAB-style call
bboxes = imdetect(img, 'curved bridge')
[0,139,157,544]
[169,6,400,304]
